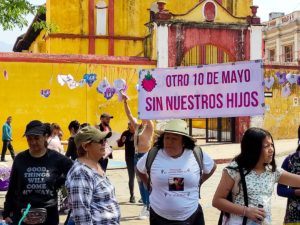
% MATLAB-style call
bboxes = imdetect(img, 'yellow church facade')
[6,0,290,150]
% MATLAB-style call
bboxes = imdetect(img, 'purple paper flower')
[0,167,11,181]
[276,72,287,85]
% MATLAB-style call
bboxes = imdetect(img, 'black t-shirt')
[65,137,77,160]
[2,149,73,219]
[117,130,134,159]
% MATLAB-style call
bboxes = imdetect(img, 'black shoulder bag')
[218,164,248,225]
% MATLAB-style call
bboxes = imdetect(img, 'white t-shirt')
[47,135,64,154]
[136,148,215,221]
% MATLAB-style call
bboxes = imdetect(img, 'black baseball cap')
[100,113,113,119]
[24,120,46,136]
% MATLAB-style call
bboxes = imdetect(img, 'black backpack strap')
[192,146,203,178]
[238,164,248,225]
[218,165,248,225]
[145,147,159,192]
[192,146,204,198]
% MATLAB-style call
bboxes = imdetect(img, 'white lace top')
[224,161,283,225]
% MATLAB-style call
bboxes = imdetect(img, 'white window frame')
[96,0,107,35]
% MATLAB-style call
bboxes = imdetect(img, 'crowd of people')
[1,105,300,224]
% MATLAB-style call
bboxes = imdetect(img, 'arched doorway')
[181,44,235,143]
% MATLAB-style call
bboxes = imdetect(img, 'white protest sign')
[138,60,264,119]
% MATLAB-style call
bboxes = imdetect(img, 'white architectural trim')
[250,25,263,60]
[156,24,169,68]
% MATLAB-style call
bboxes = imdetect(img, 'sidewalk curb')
[214,149,294,164]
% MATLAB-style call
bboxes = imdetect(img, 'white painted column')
[276,36,281,62]
[156,24,169,68]
[294,31,298,62]
[250,25,264,128]
[250,25,263,60]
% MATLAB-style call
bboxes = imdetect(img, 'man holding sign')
[121,92,154,220]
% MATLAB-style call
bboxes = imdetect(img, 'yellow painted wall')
[48,38,89,55]
[35,0,253,55]
[263,70,300,139]
[0,61,154,152]
[172,0,251,24]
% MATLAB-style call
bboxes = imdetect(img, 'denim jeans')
[134,153,150,207]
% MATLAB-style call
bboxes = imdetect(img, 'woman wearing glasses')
[66,126,120,225]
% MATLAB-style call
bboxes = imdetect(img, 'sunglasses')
[91,139,107,145]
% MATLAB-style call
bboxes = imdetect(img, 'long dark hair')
[234,127,276,173]
[153,133,196,150]
[296,144,300,152]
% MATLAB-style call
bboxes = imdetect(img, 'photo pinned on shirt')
[168,177,184,191]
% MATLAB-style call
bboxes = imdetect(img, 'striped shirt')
[66,160,120,225]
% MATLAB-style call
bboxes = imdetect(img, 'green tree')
[0,0,35,30]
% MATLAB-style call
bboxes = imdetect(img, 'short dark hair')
[43,123,51,137]
[235,127,276,172]
[68,120,80,133]
[80,123,90,129]
[153,133,195,150]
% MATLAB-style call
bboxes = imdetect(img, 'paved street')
[0,138,297,225]
[106,156,287,225]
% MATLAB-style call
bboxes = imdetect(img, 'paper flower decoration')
[286,73,298,84]
[264,77,274,90]
[276,72,287,85]
[281,84,291,97]
[83,73,97,87]
[114,79,128,101]
[78,79,86,87]
[57,74,79,89]
[40,89,51,98]
[104,87,116,100]
[97,78,110,94]
[0,166,10,191]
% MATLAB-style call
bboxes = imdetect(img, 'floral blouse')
[224,161,283,225]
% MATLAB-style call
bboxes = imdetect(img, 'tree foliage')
[0,0,35,30]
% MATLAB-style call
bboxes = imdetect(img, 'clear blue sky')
[0,0,299,50]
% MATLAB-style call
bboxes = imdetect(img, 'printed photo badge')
[113,79,127,101]
[57,74,79,89]
[40,89,51,98]
[286,73,298,84]
[276,72,287,85]
[83,73,97,87]
[264,76,274,90]
[141,71,157,92]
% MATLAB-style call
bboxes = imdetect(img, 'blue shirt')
[2,123,11,141]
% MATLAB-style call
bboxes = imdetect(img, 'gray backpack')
[145,145,204,197]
